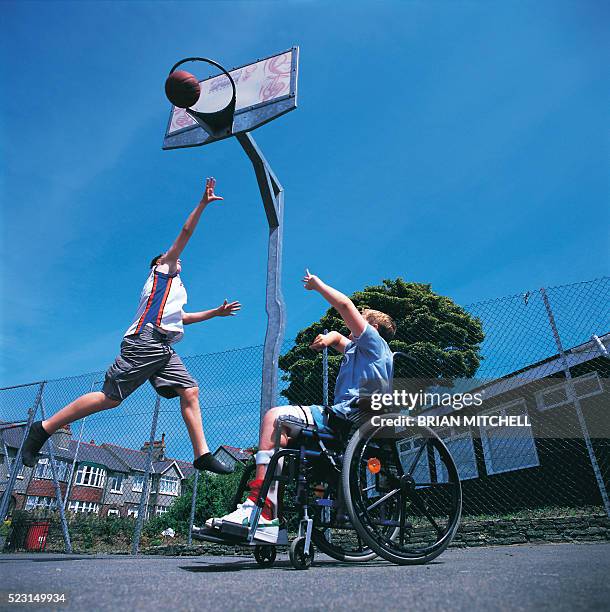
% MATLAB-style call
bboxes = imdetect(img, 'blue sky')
[1,0,608,387]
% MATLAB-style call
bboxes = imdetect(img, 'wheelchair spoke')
[410,492,442,534]
[407,440,427,476]
[399,491,407,546]
[362,487,399,514]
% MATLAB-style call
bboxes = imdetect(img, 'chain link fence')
[1,277,608,553]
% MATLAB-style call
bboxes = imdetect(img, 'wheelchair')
[194,357,463,570]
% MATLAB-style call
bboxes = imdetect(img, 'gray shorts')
[103,324,197,401]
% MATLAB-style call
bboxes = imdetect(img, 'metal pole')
[63,418,86,510]
[323,329,329,406]
[187,469,199,546]
[39,396,72,553]
[236,132,286,426]
[132,396,161,555]
[1,430,10,474]
[63,379,99,509]
[540,288,610,517]
[0,382,45,521]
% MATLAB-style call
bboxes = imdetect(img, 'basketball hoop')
[168,57,237,138]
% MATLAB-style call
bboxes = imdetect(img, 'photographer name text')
[371,414,531,427]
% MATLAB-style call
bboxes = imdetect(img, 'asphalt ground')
[1,542,609,612]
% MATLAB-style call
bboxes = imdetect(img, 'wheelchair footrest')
[218,521,250,539]
[192,526,288,546]
[191,527,245,545]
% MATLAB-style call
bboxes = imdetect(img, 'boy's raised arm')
[302,269,367,338]
[158,177,223,275]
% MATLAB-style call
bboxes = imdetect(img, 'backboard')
[163,47,299,150]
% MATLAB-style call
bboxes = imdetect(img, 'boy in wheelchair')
[202,269,396,543]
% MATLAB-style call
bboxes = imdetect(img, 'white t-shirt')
[124,268,187,342]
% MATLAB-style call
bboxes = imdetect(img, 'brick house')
[0,427,195,519]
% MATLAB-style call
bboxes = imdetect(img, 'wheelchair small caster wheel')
[289,536,314,570]
[254,544,276,567]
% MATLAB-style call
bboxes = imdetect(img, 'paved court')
[1,542,609,611]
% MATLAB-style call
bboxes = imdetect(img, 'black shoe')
[21,421,50,467]
[193,452,233,475]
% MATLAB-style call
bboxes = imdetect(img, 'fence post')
[0,382,45,521]
[132,396,161,555]
[63,379,100,509]
[1,430,10,473]
[540,288,610,517]
[323,328,329,406]
[63,417,86,510]
[38,395,72,553]
[187,470,199,546]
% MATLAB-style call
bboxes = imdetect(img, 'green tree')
[279,278,484,405]
[144,466,246,537]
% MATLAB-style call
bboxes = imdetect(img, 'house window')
[480,400,539,475]
[68,501,100,514]
[34,458,69,481]
[159,475,180,496]
[107,508,120,517]
[25,495,57,511]
[127,507,139,518]
[108,473,124,493]
[155,506,168,516]
[132,474,146,492]
[436,429,479,481]
[535,372,603,411]
[74,465,105,488]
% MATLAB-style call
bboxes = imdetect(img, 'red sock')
[247,479,275,521]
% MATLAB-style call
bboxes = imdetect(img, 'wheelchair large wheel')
[311,523,377,563]
[342,416,462,565]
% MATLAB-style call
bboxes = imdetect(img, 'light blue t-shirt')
[331,324,393,417]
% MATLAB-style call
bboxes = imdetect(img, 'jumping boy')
[21,178,239,475]
[202,269,396,541]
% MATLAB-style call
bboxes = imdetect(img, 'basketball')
[165,70,201,108]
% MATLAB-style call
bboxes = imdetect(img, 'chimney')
[141,433,166,461]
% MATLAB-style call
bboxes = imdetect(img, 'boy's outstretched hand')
[202,177,224,205]
[216,299,241,317]
[302,268,322,291]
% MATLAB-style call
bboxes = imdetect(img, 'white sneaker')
[207,501,279,543]
[204,501,254,528]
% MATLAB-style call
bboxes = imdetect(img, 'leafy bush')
[143,465,247,538]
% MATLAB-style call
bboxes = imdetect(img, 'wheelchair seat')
[280,411,353,451]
